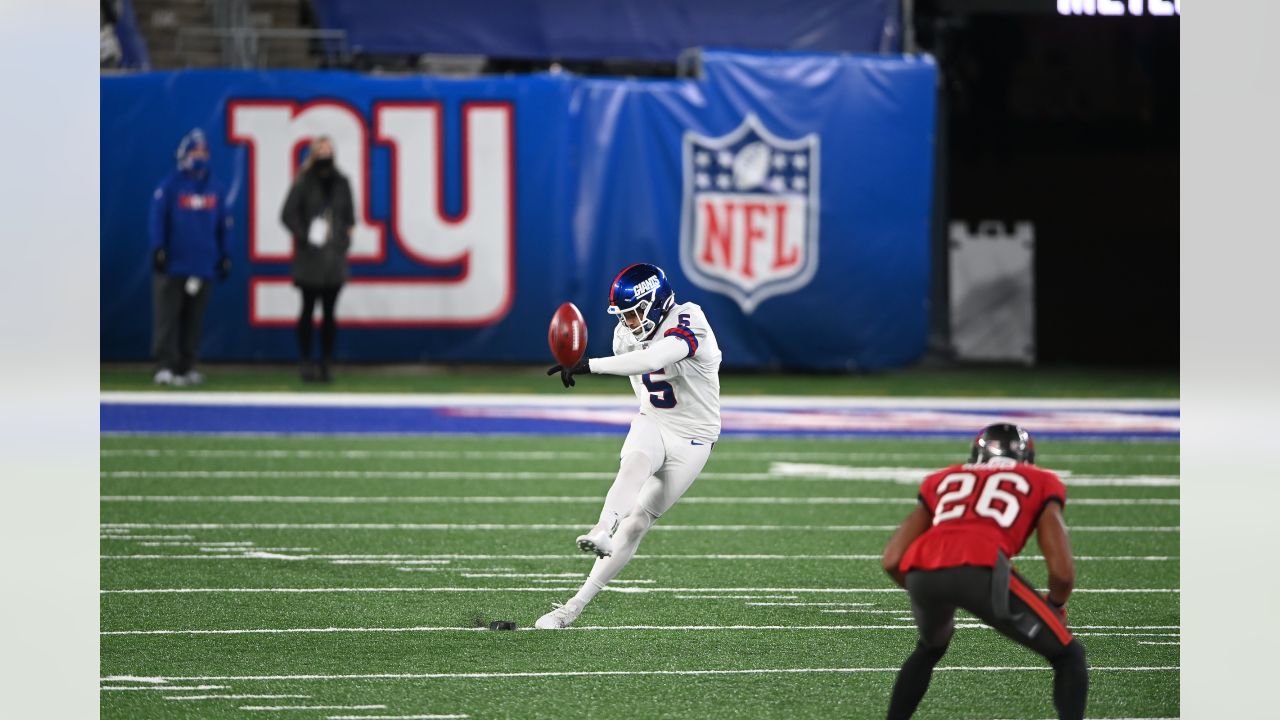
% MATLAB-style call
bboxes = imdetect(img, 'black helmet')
[969,423,1035,464]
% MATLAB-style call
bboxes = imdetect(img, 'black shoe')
[319,361,333,383]
[301,362,320,382]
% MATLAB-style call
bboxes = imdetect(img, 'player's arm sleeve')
[148,183,168,252]
[589,336,689,376]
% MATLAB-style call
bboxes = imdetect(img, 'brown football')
[548,302,588,368]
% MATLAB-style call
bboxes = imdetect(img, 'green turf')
[101,434,1179,719]
[100,363,1180,398]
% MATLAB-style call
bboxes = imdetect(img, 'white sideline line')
[328,716,468,720]
[98,494,1178,507]
[101,447,1178,463]
[98,469,1180,486]
[98,522,1180,533]
[101,535,196,540]
[103,665,1180,683]
[1139,641,1181,645]
[242,705,385,712]
[102,624,1179,637]
[747,597,875,602]
[101,586,1180,596]
[101,684,227,691]
[99,552,1179,562]
[768,463,1178,487]
[98,390,1182,411]
[166,694,312,701]
[676,595,800,599]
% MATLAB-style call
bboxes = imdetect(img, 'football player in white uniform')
[536,263,722,629]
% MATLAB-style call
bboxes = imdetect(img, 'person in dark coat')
[149,128,232,386]
[280,136,354,382]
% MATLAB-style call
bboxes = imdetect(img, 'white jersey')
[612,301,722,442]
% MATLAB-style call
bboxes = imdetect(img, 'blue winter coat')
[148,169,231,279]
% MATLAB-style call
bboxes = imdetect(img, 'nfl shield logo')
[679,114,820,314]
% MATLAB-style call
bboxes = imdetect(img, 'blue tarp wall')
[310,0,902,59]
[101,50,936,370]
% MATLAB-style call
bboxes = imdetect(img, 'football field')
[100,430,1179,719]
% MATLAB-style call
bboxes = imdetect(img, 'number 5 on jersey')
[642,369,676,408]
[933,471,1032,528]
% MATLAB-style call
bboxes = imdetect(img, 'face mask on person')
[186,157,209,174]
[313,157,335,174]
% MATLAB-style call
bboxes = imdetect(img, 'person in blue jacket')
[148,128,232,386]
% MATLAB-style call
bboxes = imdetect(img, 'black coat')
[280,168,355,288]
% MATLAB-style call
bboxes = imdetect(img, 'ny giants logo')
[226,99,515,327]
[679,114,819,314]
[178,193,218,210]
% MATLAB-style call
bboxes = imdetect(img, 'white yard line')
[102,665,1179,683]
[747,602,877,607]
[327,715,468,720]
[99,552,1179,562]
[1138,641,1181,646]
[97,522,1180,533]
[768,464,1178,487]
[98,494,1178,507]
[98,390,1181,411]
[101,684,227,691]
[99,469,1180,487]
[166,694,312,701]
[100,447,1178,463]
[242,705,385,712]
[98,625,1184,637]
[101,586,1180,596]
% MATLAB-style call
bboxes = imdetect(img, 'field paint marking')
[103,665,1180,683]
[242,705,385,711]
[1138,641,1181,645]
[101,684,227,691]
[769,463,1178,487]
[676,595,801,599]
[820,609,923,615]
[327,716,468,720]
[99,390,1182,411]
[747,597,875,602]
[99,552,1179,563]
[102,624,1176,637]
[101,586,1179,596]
[101,447,1179,463]
[99,494,1178,508]
[99,469,1180,487]
[98,522,1180,533]
[101,535,196,540]
[166,695,312,701]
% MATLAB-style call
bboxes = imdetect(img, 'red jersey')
[900,461,1067,573]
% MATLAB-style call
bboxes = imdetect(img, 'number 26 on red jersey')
[932,471,1031,528]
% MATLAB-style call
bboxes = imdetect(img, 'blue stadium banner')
[101,51,937,370]
[310,0,902,60]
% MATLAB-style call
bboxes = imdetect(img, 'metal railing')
[175,26,349,68]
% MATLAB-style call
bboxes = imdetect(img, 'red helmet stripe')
[609,263,643,305]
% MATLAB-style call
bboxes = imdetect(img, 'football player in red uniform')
[881,423,1088,720]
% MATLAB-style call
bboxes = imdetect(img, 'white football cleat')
[183,370,205,386]
[153,368,174,386]
[534,600,584,630]
[576,528,614,558]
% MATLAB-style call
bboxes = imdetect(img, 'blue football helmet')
[608,263,675,341]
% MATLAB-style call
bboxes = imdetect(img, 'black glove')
[547,359,591,388]
[153,248,167,273]
[217,255,232,281]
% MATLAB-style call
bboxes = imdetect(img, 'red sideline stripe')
[664,327,698,356]
[1010,574,1073,645]
[609,264,642,305]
